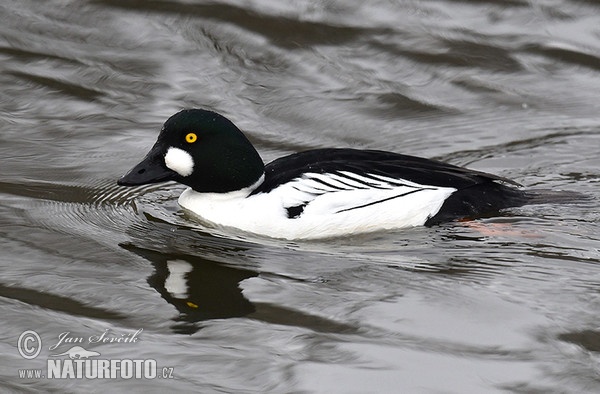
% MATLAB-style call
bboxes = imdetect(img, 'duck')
[117,108,533,240]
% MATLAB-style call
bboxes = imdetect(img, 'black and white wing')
[251,149,527,224]
[273,170,447,219]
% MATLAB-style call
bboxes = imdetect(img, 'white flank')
[177,172,456,240]
[164,147,194,177]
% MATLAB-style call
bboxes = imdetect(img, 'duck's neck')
[186,173,265,200]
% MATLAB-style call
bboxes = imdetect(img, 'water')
[1,0,599,392]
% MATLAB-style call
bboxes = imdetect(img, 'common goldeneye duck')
[118,109,531,240]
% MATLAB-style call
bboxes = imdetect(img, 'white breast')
[177,172,456,240]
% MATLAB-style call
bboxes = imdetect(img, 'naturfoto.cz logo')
[17,329,174,380]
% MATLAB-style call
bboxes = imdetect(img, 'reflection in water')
[123,244,358,335]
[123,244,257,333]
[149,258,256,322]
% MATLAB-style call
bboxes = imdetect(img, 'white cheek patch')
[164,147,194,177]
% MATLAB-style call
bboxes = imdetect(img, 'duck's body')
[118,109,532,240]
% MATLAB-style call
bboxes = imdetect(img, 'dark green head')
[118,109,265,192]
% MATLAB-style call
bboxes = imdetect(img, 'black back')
[252,148,519,194]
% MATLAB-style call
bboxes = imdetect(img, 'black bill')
[117,145,177,186]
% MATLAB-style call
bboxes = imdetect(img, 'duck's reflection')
[149,257,257,321]
[124,244,256,323]
[122,243,357,335]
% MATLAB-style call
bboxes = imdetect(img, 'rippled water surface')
[1,1,599,392]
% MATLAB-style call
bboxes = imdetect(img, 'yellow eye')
[185,133,197,143]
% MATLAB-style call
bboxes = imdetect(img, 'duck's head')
[117,109,264,192]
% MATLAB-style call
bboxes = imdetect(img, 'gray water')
[1,1,599,392]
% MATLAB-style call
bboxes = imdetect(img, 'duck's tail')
[522,189,589,205]
[425,183,588,226]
